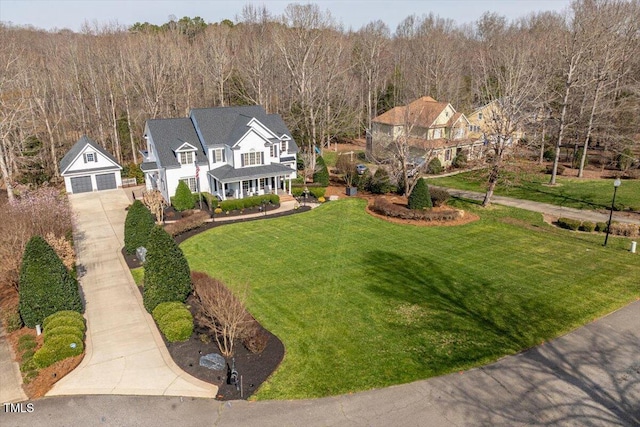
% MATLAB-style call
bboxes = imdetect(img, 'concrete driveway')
[46,189,216,398]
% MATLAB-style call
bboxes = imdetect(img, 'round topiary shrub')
[19,236,83,328]
[43,315,85,333]
[152,302,186,322]
[408,178,432,210]
[173,180,196,211]
[143,226,192,313]
[42,310,85,330]
[313,156,330,186]
[43,325,84,344]
[124,200,156,255]
[33,333,84,368]
[161,318,193,342]
[152,302,193,342]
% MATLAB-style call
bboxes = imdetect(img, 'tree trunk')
[482,164,500,207]
[0,140,15,203]
[550,80,572,185]
[578,80,602,178]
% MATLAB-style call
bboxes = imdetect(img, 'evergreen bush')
[427,158,443,174]
[124,200,156,255]
[595,222,608,232]
[33,334,84,368]
[579,221,596,232]
[19,236,83,328]
[369,168,392,194]
[408,178,432,210]
[143,226,192,313]
[152,302,193,342]
[557,218,581,231]
[173,180,195,211]
[313,156,330,186]
[43,311,85,331]
[452,152,467,168]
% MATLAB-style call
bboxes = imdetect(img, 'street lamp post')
[603,178,622,247]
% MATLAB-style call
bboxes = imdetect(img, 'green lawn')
[428,170,640,211]
[181,199,639,400]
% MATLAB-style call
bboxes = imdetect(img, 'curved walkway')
[46,189,216,398]
[3,299,638,426]
[440,187,640,225]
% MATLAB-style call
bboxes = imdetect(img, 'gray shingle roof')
[140,161,158,172]
[59,135,121,175]
[208,163,295,183]
[146,118,207,168]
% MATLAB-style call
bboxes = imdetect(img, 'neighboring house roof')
[146,118,207,169]
[372,96,450,128]
[59,135,122,175]
[405,138,481,151]
[208,163,294,183]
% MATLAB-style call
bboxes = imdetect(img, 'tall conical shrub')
[124,200,156,254]
[143,226,192,313]
[19,236,83,328]
[408,178,432,210]
[313,156,330,186]
[173,180,195,211]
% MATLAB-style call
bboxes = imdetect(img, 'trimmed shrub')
[369,168,392,194]
[242,321,269,354]
[372,198,460,221]
[579,221,596,232]
[609,223,640,237]
[33,334,84,369]
[219,194,279,212]
[313,156,330,186]
[43,325,84,343]
[124,200,156,255]
[408,178,432,210]
[430,187,450,207]
[595,222,608,232]
[143,226,192,313]
[292,186,326,199]
[164,211,210,236]
[557,218,581,231]
[43,316,85,333]
[152,302,193,342]
[173,180,196,211]
[199,192,218,209]
[426,158,442,174]
[42,310,84,330]
[19,236,83,328]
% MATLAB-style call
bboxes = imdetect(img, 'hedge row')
[557,219,639,237]
[557,218,581,231]
[164,210,210,236]
[170,192,219,211]
[152,302,193,342]
[33,311,86,369]
[19,236,83,328]
[371,198,461,221]
[219,194,279,212]
[124,200,155,254]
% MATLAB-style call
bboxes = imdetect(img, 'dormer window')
[179,151,194,165]
[83,152,97,163]
[478,113,483,120]
[280,140,287,152]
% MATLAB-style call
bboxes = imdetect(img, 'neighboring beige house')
[467,100,525,141]
[368,96,484,167]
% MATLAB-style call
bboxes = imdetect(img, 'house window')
[280,140,287,152]
[212,149,224,163]
[242,151,263,166]
[478,113,483,120]
[83,152,97,163]
[445,149,452,161]
[179,151,194,165]
[242,180,250,194]
[259,178,268,189]
[270,144,278,158]
[180,177,197,192]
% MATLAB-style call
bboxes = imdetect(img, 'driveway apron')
[47,189,216,398]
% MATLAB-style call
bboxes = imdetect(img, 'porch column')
[288,176,292,195]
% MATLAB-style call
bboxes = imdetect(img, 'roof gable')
[59,135,121,175]
[146,118,207,168]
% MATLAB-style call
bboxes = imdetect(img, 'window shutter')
[94,153,98,162]
[260,152,264,165]
[241,154,245,167]
[83,154,87,163]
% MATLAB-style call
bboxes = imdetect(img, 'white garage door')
[96,173,117,190]
[70,176,92,193]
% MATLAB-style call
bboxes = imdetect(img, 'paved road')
[441,187,640,225]
[46,189,216,398]
[3,299,638,426]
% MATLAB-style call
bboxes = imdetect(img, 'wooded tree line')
[1,0,638,200]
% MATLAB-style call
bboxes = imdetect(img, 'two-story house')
[368,96,483,167]
[140,105,298,202]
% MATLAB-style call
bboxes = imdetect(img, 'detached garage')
[60,135,123,194]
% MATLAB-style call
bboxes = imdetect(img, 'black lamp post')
[603,178,621,247]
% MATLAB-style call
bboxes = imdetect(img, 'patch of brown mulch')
[362,194,480,227]
[162,295,284,401]
[6,327,84,399]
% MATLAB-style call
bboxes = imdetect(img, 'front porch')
[208,164,295,201]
